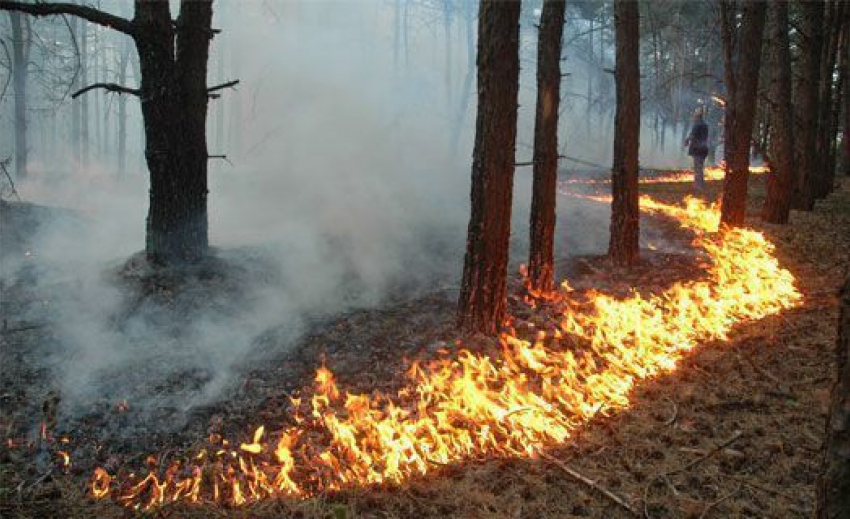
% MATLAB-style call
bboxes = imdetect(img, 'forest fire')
[88,194,801,511]
[564,164,769,186]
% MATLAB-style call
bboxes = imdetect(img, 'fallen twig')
[538,449,639,516]
[728,475,808,505]
[644,430,744,518]
[662,396,678,426]
[698,485,741,518]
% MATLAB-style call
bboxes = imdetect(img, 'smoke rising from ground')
[1,1,677,431]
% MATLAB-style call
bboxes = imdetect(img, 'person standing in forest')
[685,109,710,192]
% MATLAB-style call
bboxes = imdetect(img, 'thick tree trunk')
[136,0,212,264]
[8,10,27,180]
[719,1,766,228]
[816,277,850,518]
[457,0,520,334]
[528,0,566,293]
[608,0,640,267]
[762,1,795,224]
[793,0,824,210]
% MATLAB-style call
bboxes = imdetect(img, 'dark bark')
[841,12,850,177]
[8,10,27,180]
[457,0,520,334]
[528,0,566,293]
[762,1,795,224]
[816,277,850,518]
[719,1,766,228]
[608,0,640,266]
[815,1,844,199]
[793,0,824,210]
[138,0,213,263]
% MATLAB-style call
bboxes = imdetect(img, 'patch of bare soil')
[1,176,848,518]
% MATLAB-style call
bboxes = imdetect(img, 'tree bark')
[816,277,850,518]
[719,0,766,228]
[762,1,795,224]
[138,0,213,263]
[608,0,640,266]
[815,1,844,199]
[457,0,520,334]
[793,0,824,210]
[8,10,27,180]
[528,0,566,293]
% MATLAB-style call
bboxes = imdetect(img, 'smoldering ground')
[0,1,687,444]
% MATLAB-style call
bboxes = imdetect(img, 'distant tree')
[7,10,29,179]
[816,277,850,517]
[815,0,847,199]
[528,0,566,293]
[718,0,766,228]
[0,0,235,265]
[457,0,520,334]
[792,0,823,211]
[608,0,640,266]
[761,1,795,224]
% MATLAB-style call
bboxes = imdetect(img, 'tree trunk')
[137,0,213,264]
[528,0,566,293]
[117,39,131,176]
[719,0,766,228]
[816,277,850,518]
[457,0,520,334]
[793,0,824,210]
[8,10,27,180]
[80,18,89,167]
[762,1,795,224]
[815,1,844,199]
[71,15,81,164]
[608,0,640,267]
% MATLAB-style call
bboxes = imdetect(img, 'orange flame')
[564,164,767,186]
[90,194,800,509]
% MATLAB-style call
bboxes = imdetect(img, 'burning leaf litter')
[88,193,802,510]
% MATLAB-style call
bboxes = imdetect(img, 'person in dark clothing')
[685,110,710,191]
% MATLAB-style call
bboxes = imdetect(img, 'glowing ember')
[58,450,71,467]
[90,194,800,510]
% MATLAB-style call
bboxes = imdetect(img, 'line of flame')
[564,165,769,185]
[90,193,800,510]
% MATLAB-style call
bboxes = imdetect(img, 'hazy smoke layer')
[0,1,675,428]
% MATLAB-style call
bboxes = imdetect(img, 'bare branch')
[0,1,135,36]
[207,79,239,94]
[71,82,139,99]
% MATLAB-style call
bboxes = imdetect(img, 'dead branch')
[0,1,135,35]
[207,154,233,166]
[207,79,239,96]
[71,83,139,99]
[0,158,21,201]
[538,449,639,516]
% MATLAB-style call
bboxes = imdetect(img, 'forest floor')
[1,174,849,518]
